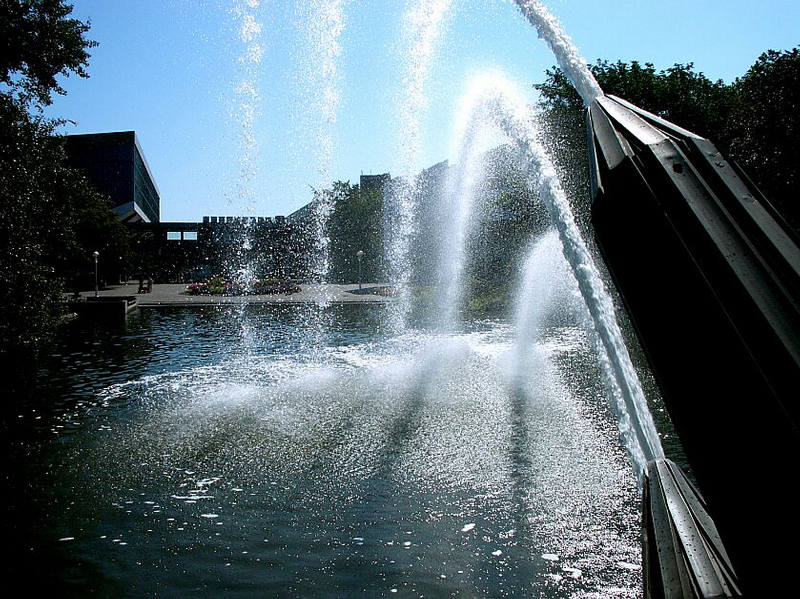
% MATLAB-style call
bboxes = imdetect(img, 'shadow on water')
[370,338,441,471]
[320,333,546,597]
[502,380,541,593]
[280,332,535,597]
[297,337,436,596]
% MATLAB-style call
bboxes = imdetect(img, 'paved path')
[75,283,394,306]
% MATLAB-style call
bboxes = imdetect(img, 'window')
[167,231,181,241]
[183,231,198,241]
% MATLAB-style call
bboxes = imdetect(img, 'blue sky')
[45,0,800,222]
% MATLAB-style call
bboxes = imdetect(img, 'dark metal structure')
[587,95,800,596]
[642,459,739,598]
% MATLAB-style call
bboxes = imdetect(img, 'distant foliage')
[535,50,800,233]
[402,147,550,317]
[463,146,550,312]
[730,48,800,227]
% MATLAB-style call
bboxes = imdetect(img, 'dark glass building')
[64,131,161,223]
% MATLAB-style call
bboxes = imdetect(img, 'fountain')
[427,70,663,477]
[14,1,778,596]
[297,0,345,309]
[223,0,264,297]
[385,0,453,333]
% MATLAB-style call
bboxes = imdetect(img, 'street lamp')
[93,251,100,297]
[356,250,364,291]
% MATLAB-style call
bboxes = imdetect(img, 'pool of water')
[5,305,643,597]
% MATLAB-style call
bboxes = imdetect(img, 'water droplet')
[541,553,559,561]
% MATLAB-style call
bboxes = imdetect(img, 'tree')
[1,0,96,107]
[65,176,131,292]
[0,96,71,355]
[0,1,126,359]
[467,146,549,279]
[729,48,800,230]
[534,54,798,235]
[1,92,131,351]
[326,181,385,283]
[536,60,737,143]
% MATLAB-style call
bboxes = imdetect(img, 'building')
[64,131,161,223]
[62,130,402,283]
[127,215,312,282]
[62,130,317,282]
[359,173,391,193]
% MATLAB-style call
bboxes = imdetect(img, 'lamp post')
[356,250,364,291]
[93,251,100,297]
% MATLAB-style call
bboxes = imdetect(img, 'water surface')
[6,305,642,597]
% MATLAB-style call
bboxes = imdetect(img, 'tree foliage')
[466,147,549,300]
[0,96,70,354]
[1,1,127,358]
[398,148,549,316]
[730,47,800,224]
[0,0,96,108]
[0,93,130,355]
[535,51,800,232]
[537,60,737,139]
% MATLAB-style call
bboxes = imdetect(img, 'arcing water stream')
[513,0,603,105]
[435,71,664,474]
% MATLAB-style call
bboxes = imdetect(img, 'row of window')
[167,231,198,241]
